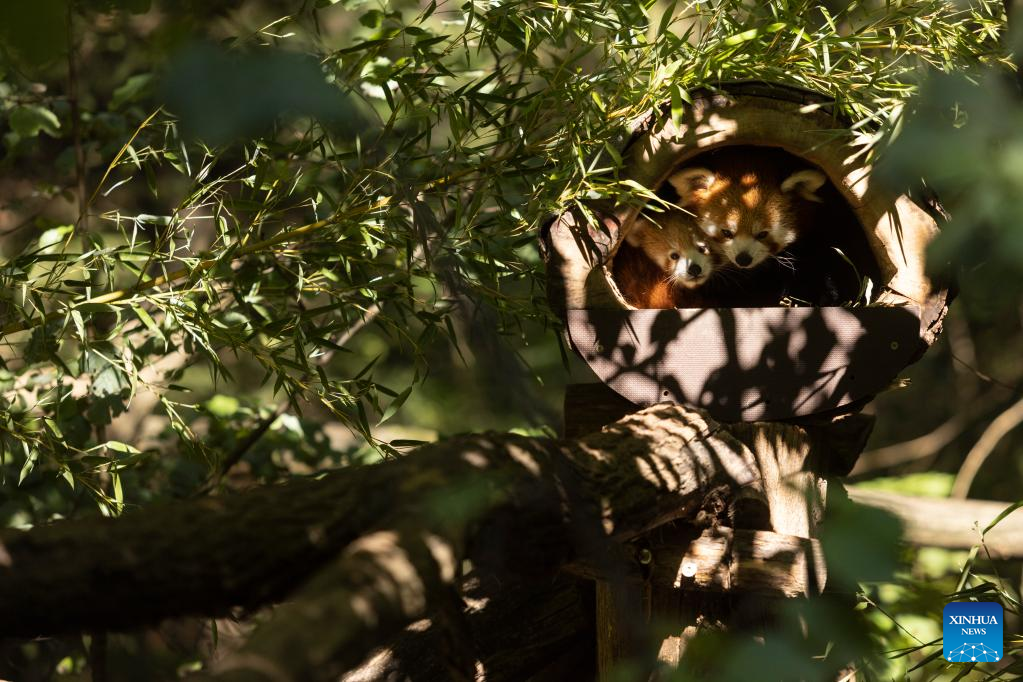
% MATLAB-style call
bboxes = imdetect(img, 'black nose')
[735,252,753,267]
[687,263,702,277]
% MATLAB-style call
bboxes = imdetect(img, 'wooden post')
[564,383,870,680]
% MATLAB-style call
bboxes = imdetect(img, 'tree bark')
[340,573,596,682]
[0,404,764,679]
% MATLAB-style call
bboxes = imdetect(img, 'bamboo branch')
[0,211,361,337]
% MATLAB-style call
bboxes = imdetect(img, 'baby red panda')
[612,210,720,308]
[668,147,826,270]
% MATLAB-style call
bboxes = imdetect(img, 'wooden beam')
[568,384,837,679]
[653,526,825,598]
[564,382,873,476]
[567,526,825,598]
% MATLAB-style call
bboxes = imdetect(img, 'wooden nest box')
[543,83,952,422]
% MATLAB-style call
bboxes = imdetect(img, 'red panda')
[668,147,826,271]
[612,210,721,309]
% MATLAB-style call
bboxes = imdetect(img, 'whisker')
[771,253,796,271]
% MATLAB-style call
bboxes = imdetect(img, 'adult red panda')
[668,147,826,271]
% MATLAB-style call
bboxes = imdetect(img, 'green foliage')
[822,489,902,589]
[881,64,1023,285]
[0,0,1018,678]
[855,472,956,498]
[0,0,1006,511]
[8,105,62,138]
[0,0,69,71]
[161,42,362,144]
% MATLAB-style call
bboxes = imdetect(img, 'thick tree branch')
[0,404,760,643]
[338,573,595,682]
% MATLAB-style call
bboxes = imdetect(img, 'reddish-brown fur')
[612,241,677,309]
[612,241,717,309]
[670,147,825,270]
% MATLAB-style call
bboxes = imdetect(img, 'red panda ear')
[668,168,715,205]
[781,169,826,203]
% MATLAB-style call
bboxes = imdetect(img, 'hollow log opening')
[611,145,883,309]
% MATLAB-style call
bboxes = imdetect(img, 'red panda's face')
[693,176,796,269]
[625,212,720,288]
[669,165,825,270]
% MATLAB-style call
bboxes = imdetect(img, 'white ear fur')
[781,169,826,203]
[668,167,715,203]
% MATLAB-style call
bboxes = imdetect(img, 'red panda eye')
[756,230,769,240]
[697,244,709,255]
[720,229,734,240]
[669,252,680,260]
